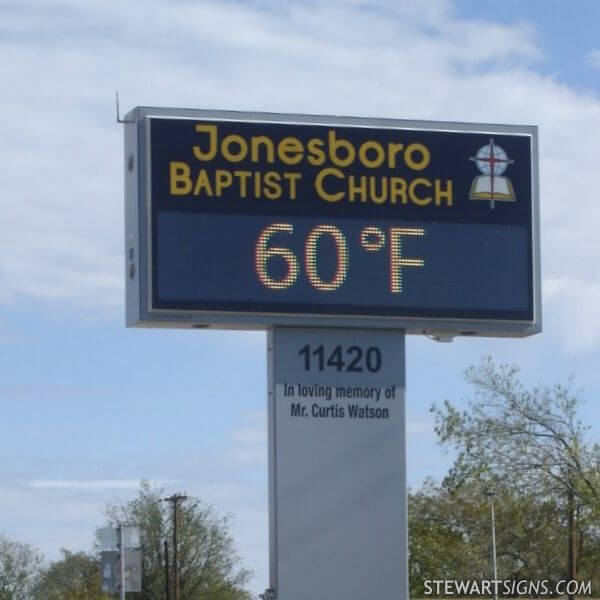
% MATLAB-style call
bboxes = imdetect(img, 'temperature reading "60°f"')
[254,223,425,293]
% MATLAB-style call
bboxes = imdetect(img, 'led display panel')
[124,108,540,336]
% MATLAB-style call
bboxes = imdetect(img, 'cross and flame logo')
[469,139,516,209]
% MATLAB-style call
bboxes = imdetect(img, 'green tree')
[0,534,42,600]
[431,358,600,596]
[409,478,570,595]
[103,482,252,600]
[409,478,488,593]
[32,549,110,600]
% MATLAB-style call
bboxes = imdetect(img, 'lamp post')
[486,489,498,600]
[118,525,126,600]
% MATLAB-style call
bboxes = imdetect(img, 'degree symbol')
[360,226,386,252]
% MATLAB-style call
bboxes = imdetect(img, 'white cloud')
[407,418,434,435]
[1,2,599,348]
[544,277,600,352]
[26,479,178,490]
[0,487,104,558]
[586,49,600,68]
[225,412,268,468]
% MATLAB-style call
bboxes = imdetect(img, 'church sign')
[124,108,540,337]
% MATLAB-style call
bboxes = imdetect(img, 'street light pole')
[118,525,126,600]
[488,492,498,600]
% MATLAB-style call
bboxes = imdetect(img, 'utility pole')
[164,539,171,600]
[164,493,187,600]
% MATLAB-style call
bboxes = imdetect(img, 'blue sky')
[1,0,600,595]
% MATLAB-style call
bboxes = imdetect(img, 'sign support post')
[268,327,408,600]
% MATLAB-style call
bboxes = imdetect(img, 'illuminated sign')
[124,108,540,336]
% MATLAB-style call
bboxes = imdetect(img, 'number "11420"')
[298,344,382,373]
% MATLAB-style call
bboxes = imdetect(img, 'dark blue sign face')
[143,115,536,325]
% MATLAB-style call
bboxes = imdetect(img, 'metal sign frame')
[124,106,541,337]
